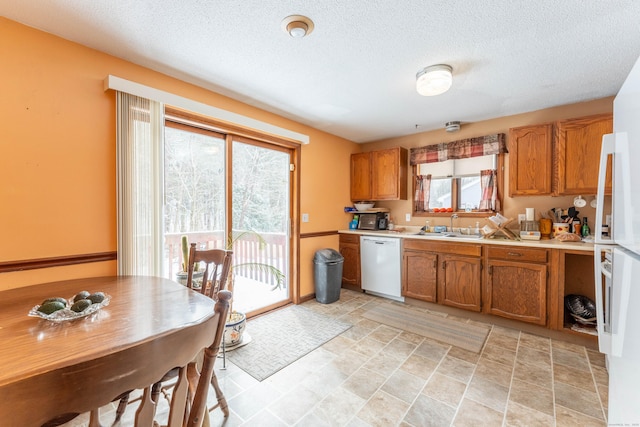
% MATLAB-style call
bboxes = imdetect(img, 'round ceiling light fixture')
[416,64,453,96]
[281,15,314,38]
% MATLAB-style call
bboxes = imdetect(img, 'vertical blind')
[116,92,164,275]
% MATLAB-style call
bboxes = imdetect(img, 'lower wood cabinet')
[403,250,437,302]
[440,254,482,312]
[339,234,361,291]
[402,240,482,312]
[484,246,548,325]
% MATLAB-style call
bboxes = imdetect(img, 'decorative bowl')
[354,202,375,211]
[29,294,111,323]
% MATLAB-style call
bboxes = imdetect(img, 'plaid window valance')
[409,133,507,165]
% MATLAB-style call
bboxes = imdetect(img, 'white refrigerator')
[594,54,640,425]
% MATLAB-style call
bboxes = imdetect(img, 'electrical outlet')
[302,213,309,223]
[405,213,411,222]
[518,214,526,224]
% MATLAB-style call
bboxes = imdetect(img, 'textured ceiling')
[3,1,640,142]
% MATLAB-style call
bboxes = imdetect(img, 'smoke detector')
[445,121,461,132]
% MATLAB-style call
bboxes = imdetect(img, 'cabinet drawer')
[403,239,481,257]
[487,246,548,263]
[339,234,360,244]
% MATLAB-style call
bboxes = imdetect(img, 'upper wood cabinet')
[508,113,612,197]
[350,153,372,201]
[509,123,553,196]
[350,147,408,201]
[555,113,612,195]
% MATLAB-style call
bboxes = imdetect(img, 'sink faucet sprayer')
[450,213,459,233]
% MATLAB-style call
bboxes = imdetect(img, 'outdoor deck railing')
[165,231,287,287]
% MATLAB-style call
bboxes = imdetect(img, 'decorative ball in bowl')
[354,202,375,211]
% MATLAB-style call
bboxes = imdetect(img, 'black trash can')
[313,248,344,304]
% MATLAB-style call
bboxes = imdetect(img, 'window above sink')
[410,133,507,218]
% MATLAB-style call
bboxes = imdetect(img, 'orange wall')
[363,98,614,230]
[0,17,614,295]
[0,18,358,291]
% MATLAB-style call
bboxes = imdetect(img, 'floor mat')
[226,305,352,381]
[362,303,490,353]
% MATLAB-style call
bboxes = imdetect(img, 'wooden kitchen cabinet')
[402,239,482,311]
[439,254,482,312]
[339,234,361,291]
[484,246,548,325]
[403,249,438,302]
[555,113,613,195]
[350,152,372,201]
[551,250,597,339]
[350,147,408,201]
[508,113,612,197]
[509,123,553,196]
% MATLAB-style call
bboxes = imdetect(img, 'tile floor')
[65,289,608,427]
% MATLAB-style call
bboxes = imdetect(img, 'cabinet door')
[509,124,553,196]
[371,147,408,200]
[402,250,437,302]
[555,114,613,195]
[439,255,482,312]
[339,241,361,290]
[485,260,547,325]
[350,152,372,201]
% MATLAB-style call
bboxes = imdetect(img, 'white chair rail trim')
[104,75,310,145]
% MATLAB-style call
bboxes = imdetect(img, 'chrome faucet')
[450,213,459,233]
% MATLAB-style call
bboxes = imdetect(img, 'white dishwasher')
[360,235,404,302]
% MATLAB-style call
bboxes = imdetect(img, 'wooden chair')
[114,245,233,425]
[184,243,233,417]
[186,243,233,299]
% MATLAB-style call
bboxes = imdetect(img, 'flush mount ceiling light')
[281,15,314,38]
[416,64,453,96]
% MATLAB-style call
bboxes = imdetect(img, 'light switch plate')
[405,213,411,222]
[518,214,526,224]
[302,213,309,223]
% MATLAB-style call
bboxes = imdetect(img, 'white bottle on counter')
[388,218,394,230]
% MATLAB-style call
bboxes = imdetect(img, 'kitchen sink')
[407,231,483,239]
[441,232,483,239]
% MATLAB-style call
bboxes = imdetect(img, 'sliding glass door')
[231,138,291,315]
[162,119,292,316]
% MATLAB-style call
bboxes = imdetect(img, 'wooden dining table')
[0,275,219,427]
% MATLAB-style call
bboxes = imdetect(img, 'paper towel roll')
[526,208,535,221]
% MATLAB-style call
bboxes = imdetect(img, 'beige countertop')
[339,228,594,252]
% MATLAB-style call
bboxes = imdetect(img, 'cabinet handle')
[507,252,523,257]
[433,259,437,269]
[442,261,446,270]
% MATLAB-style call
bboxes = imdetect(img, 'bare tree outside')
[232,141,289,234]
[164,126,225,234]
